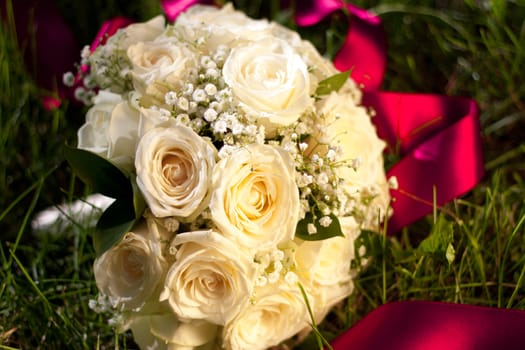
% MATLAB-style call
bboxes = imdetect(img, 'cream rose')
[135,124,216,219]
[294,216,360,322]
[270,22,339,92]
[119,15,165,50]
[210,144,300,252]
[77,90,122,156]
[93,219,168,311]
[130,312,218,350]
[160,230,256,325]
[222,38,312,135]
[176,3,272,51]
[127,38,197,95]
[77,90,140,171]
[222,284,309,350]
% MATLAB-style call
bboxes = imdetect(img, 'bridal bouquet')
[65,4,391,349]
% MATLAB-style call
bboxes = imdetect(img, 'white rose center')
[121,248,145,282]
[161,152,191,187]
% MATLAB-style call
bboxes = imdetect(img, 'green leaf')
[295,210,344,241]
[315,70,352,96]
[131,176,146,218]
[64,144,145,256]
[93,198,137,256]
[63,144,131,199]
[417,215,455,264]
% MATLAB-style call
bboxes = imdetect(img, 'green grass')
[1,0,525,348]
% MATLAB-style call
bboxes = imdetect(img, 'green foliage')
[1,0,525,349]
[296,210,344,241]
[63,146,145,256]
[417,215,455,265]
[315,70,351,96]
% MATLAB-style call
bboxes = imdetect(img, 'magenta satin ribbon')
[330,301,525,350]
[2,0,79,109]
[364,92,484,233]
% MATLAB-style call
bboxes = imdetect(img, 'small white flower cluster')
[254,245,298,288]
[160,46,265,149]
[65,30,135,105]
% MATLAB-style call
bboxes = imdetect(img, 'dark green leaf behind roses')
[64,145,145,256]
[296,208,344,241]
[64,145,131,198]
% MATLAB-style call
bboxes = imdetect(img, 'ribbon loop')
[363,92,485,233]
[295,0,386,91]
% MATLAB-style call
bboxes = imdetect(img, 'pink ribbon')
[364,92,484,233]
[161,0,213,20]
[330,301,525,350]
[2,0,79,108]
[295,0,385,91]
[89,16,133,52]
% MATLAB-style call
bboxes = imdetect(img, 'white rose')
[222,284,309,350]
[210,144,300,252]
[77,90,122,156]
[135,124,216,219]
[119,15,165,50]
[176,3,272,51]
[270,22,339,92]
[294,216,360,322]
[160,230,256,325]
[130,312,218,350]
[127,38,197,95]
[137,106,171,138]
[222,38,312,135]
[77,91,140,171]
[93,219,168,311]
[308,91,390,226]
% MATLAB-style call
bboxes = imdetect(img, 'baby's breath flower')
[388,176,399,190]
[284,271,298,285]
[206,68,220,80]
[175,113,190,125]
[268,271,280,284]
[63,71,75,87]
[200,55,216,69]
[319,216,333,227]
[326,149,337,162]
[231,122,244,135]
[204,83,217,96]
[255,275,268,287]
[165,91,178,105]
[204,108,218,122]
[352,157,362,170]
[192,88,207,103]
[183,83,194,96]
[213,119,227,134]
[298,142,308,152]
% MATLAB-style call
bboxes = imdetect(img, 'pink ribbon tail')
[363,92,485,233]
[331,301,525,350]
